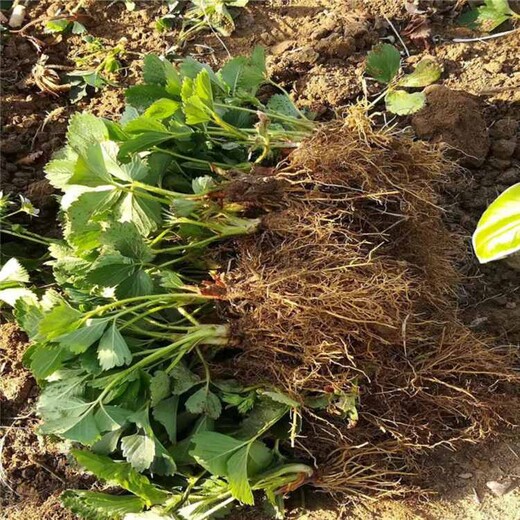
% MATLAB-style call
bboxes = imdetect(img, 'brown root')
[219,108,519,499]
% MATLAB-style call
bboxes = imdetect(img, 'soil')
[1,0,519,519]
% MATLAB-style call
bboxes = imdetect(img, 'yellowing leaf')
[385,90,425,115]
[398,58,442,87]
[473,183,520,263]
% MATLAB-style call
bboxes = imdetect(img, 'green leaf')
[125,85,171,111]
[0,287,35,306]
[385,90,425,115]
[219,47,266,95]
[65,189,120,251]
[44,408,102,445]
[119,132,174,157]
[150,370,171,406]
[171,363,201,394]
[190,431,242,475]
[67,113,109,155]
[44,146,79,190]
[195,69,214,109]
[366,43,401,84]
[0,258,30,284]
[124,117,169,134]
[29,344,68,379]
[152,396,178,443]
[247,440,273,474]
[55,318,108,354]
[86,253,136,287]
[97,323,133,370]
[266,94,300,119]
[184,95,212,125]
[116,192,162,236]
[94,405,132,431]
[37,302,83,341]
[159,270,184,289]
[72,450,168,505]
[100,221,154,262]
[398,58,442,87]
[143,54,167,85]
[227,446,253,504]
[144,98,180,120]
[61,490,145,520]
[121,433,156,472]
[116,270,154,298]
[92,429,123,455]
[185,388,222,420]
[44,18,71,33]
[473,183,520,263]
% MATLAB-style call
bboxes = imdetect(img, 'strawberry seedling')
[1,48,314,519]
[458,0,520,32]
[365,43,442,115]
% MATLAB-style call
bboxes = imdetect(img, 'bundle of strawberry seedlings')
[0,48,315,519]
[3,45,519,520]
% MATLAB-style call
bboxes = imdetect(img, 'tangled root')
[220,109,519,498]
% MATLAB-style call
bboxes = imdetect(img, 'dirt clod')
[412,86,490,167]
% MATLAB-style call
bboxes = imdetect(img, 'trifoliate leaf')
[366,43,401,84]
[398,58,442,87]
[97,323,132,371]
[219,47,266,95]
[121,433,156,472]
[385,90,425,115]
[186,388,222,420]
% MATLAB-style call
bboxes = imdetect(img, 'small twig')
[479,84,520,95]
[29,456,67,484]
[383,15,410,57]
[452,28,519,43]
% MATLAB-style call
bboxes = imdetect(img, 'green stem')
[214,103,313,129]
[0,228,52,246]
[152,148,233,169]
[82,293,206,320]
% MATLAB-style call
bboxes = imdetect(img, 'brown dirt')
[1,0,520,519]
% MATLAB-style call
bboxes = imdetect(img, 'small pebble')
[496,168,520,185]
[459,472,473,479]
[486,479,515,497]
[490,119,518,140]
[492,139,517,159]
